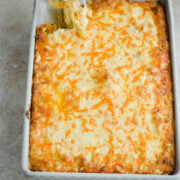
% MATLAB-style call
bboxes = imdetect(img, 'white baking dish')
[21,0,180,179]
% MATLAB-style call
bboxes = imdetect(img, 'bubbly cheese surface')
[30,0,175,174]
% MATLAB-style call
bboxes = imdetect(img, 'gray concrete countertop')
[0,0,179,180]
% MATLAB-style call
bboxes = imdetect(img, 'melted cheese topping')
[30,0,175,174]
[49,0,89,36]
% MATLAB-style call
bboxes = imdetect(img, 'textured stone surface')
[0,0,179,180]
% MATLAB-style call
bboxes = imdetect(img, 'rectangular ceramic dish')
[22,0,180,179]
